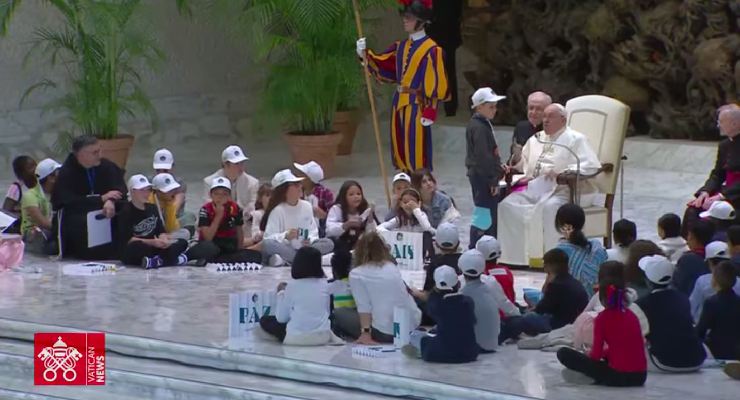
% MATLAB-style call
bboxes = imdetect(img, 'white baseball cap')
[293,161,324,184]
[435,223,460,249]
[433,265,459,290]
[35,158,61,181]
[471,87,506,109]
[699,200,736,220]
[152,173,181,193]
[459,249,486,277]
[152,148,174,170]
[210,176,232,191]
[221,145,248,164]
[393,172,411,183]
[271,169,304,188]
[705,241,730,260]
[638,255,674,285]
[475,235,501,261]
[128,174,152,190]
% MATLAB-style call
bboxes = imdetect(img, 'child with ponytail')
[556,273,647,387]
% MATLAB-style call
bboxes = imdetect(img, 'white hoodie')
[658,237,689,263]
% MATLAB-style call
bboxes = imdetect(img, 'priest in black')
[684,107,740,236]
[509,91,552,172]
[51,136,127,260]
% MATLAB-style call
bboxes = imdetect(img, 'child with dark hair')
[557,273,647,386]
[674,220,715,296]
[499,248,588,342]
[607,219,636,263]
[657,213,689,263]
[696,261,740,360]
[624,240,664,300]
[21,159,61,254]
[402,265,479,363]
[259,247,339,345]
[325,180,376,252]
[328,249,359,339]
[410,169,456,228]
[636,255,706,372]
[378,188,434,233]
[3,155,37,233]
[555,204,608,297]
[689,241,740,322]
[727,225,740,277]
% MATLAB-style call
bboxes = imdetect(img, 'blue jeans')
[499,313,552,343]
[468,174,499,248]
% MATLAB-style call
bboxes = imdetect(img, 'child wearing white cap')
[689,241,740,322]
[293,161,334,237]
[402,265,479,363]
[383,172,412,222]
[187,177,262,265]
[459,249,506,352]
[260,169,334,265]
[20,158,61,254]
[203,145,259,238]
[476,235,516,305]
[150,173,190,241]
[635,255,707,372]
[117,175,189,269]
[699,200,736,242]
[152,148,193,231]
[466,87,506,246]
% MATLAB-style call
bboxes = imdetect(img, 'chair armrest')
[557,163,614,202]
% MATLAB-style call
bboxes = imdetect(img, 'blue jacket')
[421,291,479,363]
[636,289,706,368]
[673,251,710,296]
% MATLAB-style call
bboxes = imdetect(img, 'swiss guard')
[356,0,450,172]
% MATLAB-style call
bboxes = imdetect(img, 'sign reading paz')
[379,231,424,271]
[228,290,277,338]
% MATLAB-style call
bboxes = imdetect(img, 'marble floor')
[0,123,731,399]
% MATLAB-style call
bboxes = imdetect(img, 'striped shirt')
[328,278,356,309]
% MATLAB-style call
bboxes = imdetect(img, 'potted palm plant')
[1,0,164,169]
[333,68,363,156]
[242,0,391,176]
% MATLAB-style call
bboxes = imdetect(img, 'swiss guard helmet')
[398,0,433,23]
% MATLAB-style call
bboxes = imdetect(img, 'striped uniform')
[365,36,449,172]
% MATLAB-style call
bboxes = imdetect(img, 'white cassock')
[498,127,601,266]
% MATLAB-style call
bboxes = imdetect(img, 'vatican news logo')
[34,332,106,386]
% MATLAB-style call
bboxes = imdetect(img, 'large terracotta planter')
[332,110,360,155]
[284,132,342,178]
[99,134,135,170]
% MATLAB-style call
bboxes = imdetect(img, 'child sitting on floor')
[499,248,589,343]
[727,225,740,277]
[187,177,262,265]
[294,161,334,237]
[403,265,479,363]
[674,220,714,296]
[460,249,506,353]
[696,260,740,361]
[117,175,189,269]
[258,247,341,345]
[606,219,636,264]
[384,172,412,222]
[699,200,735,242]
[3,155,37,234]
[657,213,689,263]
[636,255,706,372]
[150,173,191,240]
[247,182,272,247]
[21,159,60,255]
[476,235,515,305]
[689,241,740,322]
[557,270,647,387]
[328,249,359,339]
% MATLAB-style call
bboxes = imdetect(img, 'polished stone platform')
[0,123,729,398]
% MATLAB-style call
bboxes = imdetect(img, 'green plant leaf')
[0,0,22,36]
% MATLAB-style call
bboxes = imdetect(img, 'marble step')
[0,338,392,400]
[0,319,526,400]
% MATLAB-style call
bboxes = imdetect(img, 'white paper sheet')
[87,210,112,248]
[0,211,17,232]
[524,176,556,200]
[498,174,526,187]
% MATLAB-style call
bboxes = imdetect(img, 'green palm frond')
[0,0,22,36]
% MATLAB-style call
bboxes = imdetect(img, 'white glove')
[420,117,434,127]
[356,37,366,58]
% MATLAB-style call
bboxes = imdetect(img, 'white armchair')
[564,95,630,247]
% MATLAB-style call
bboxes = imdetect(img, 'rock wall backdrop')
[462,0,739,140]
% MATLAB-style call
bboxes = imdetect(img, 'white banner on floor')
[228,290,277,338]
[379,231,424,271]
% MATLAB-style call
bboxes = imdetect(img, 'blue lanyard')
[86,168,96,194]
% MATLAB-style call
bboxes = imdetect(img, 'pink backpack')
[0,234,24,271]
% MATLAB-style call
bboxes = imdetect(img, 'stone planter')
[332,110,360,155]
[99,134,135,170]
[284,132,342,178]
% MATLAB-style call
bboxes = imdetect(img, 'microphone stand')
[535,132,581,205]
